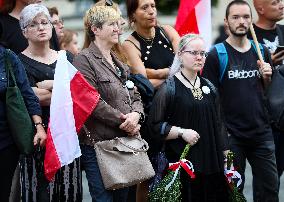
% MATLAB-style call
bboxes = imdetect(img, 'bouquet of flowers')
[224,151,246,202]
[148,144,195,202]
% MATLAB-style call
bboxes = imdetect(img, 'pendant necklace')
[112,61,122,77]
[136,32,155,50]
[180,71,203,100]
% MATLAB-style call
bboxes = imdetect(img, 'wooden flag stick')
[249,24,264,63]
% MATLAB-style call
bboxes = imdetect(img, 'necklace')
[180,71,203,100]
[112,61,122,77]
[136,32,155,49]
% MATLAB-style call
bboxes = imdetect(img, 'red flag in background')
[175,0,212,48]
[0,0,3,9]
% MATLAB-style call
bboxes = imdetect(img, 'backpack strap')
[215,41,265,83]
[214,43,228,82]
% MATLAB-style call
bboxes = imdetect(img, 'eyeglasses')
[51,19,64,26]
[26,21,51,30]
[182,50,208,58]
[105,0,113,6]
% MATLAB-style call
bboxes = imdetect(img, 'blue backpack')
[214,40,265,82]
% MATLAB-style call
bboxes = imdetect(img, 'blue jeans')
[229,135,279,202]
[272,127,284,177]
[80,145,129,202]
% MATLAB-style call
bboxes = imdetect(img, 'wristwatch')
[177,127,184,138]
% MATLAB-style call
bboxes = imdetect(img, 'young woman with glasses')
[147,34,230,201]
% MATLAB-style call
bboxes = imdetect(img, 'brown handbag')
[94,136,155,190]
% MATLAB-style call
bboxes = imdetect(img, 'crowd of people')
[0,0,283,201]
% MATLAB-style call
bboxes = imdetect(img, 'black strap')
[276,24,284,46]
[159,26,171,45]
[165,76,175,121]
[203,78,217,95]
[124,39,141,51]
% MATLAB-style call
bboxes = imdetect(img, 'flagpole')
[249,24,264,63]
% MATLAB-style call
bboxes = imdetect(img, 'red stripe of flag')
[70,72,100,133]
[175,0,201,36]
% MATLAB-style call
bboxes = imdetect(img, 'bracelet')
[135,111,145,124]
[34,122,45,128]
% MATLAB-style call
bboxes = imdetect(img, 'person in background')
[0,0,43,53]
[203,1,279,201]
[48,7,64,41]
[122,1,180,200]
[0,32,46,202]
[18,4,82,201]
[147,33,229,202]
[250,0,284,192]
[0,1,47,201]
[123,0,180,89]
[251,0,284,66]
[73,5,144,202]
[59,29,79,55]
[213,24,230,44]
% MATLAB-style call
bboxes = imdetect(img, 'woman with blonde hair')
[73,5,144,202]
[82,0,128,64]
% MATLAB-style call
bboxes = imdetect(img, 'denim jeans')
[272,127,284,177]
[81,145,129,202]
[229,135,279,202]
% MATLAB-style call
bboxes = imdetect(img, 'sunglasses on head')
[105,0,113,6]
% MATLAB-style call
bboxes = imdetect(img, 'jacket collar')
[88,42,128,81]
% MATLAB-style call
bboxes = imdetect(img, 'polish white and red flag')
[175,0,212,48]
[44,51,100,181]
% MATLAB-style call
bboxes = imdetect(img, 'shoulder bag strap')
[4,49,17,88]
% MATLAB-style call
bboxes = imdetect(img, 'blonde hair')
[169,33,204,77]
[82,5,120,49]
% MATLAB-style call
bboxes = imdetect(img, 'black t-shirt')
[0,14,28,54]
[131,26,175,70]
[0,13,60,53]
[248,23,284,54]
[203,41,272,140]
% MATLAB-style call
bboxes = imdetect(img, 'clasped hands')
[119,112,141,136]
